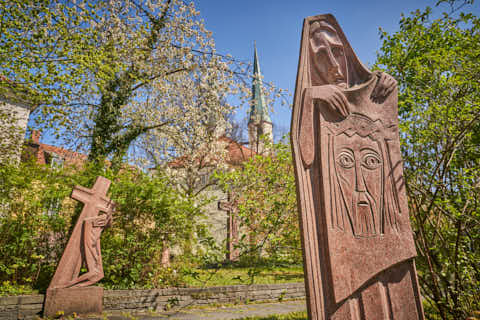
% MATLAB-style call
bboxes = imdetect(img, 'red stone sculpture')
[291,14,424,319]
[44,176,114,317]
[218,195,240,261]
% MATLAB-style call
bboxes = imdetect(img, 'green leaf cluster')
[375,1,480,318]
[0,0,125,113]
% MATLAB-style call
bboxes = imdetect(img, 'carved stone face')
[334,133,383,236]
[309,21,348,88]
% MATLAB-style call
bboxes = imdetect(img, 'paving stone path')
[98,300,307,320]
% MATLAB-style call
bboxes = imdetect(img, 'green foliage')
[0,0,123,115]
[101,169,204,289]
[0,160,205,293]
[0,161,80,294]
[375,1,480,318]
[181,266,304,287]
[215,138,301,268]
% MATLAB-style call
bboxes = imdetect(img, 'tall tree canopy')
[1,0,278,170]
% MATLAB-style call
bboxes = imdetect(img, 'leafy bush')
[215,138,301,266]
[0,161,206,293]
[101,168,205,289]
[0,161,78,293]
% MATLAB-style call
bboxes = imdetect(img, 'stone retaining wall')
[0,282,305,319]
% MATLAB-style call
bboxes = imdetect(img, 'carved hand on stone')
[303,85,350,118]
[299,85,350,167]
[371,72,397,103]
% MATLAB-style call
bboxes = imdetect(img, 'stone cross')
[290,14,424,319]
[218,195,239,261]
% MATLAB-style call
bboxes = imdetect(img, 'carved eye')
[337,152,355,169]
[362,153,382,169]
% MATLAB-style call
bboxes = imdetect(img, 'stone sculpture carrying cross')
[48,176,114,289]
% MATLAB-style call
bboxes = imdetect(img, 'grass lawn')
[182,265,304,287]
[238,311,308,320]
[0,266,305,295]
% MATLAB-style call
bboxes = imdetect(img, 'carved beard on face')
[334,134,383,237]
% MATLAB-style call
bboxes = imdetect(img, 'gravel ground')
[93,300,307,320]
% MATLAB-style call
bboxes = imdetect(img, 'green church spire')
[249,42,271,125]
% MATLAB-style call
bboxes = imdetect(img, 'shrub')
[0,161,206,293]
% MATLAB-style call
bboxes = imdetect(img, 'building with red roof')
[22,130,87,167]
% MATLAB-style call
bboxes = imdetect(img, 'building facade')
[0,76,38,164]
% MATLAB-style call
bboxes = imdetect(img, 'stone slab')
[43,286,103,317]
[18,295,44,305]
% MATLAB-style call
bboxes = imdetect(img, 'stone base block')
[44,287,103,317]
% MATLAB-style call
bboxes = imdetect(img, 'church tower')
[248,43,273,154]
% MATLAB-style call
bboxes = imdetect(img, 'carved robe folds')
[291,14,424,319]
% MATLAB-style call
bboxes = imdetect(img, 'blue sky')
[196,0,480,138]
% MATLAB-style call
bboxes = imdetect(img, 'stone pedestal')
[44,287,103,317]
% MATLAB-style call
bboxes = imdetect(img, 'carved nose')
[328,61,340,76]
[355,164,366,192]
[327,51,342,77]
[357,192,369,206]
